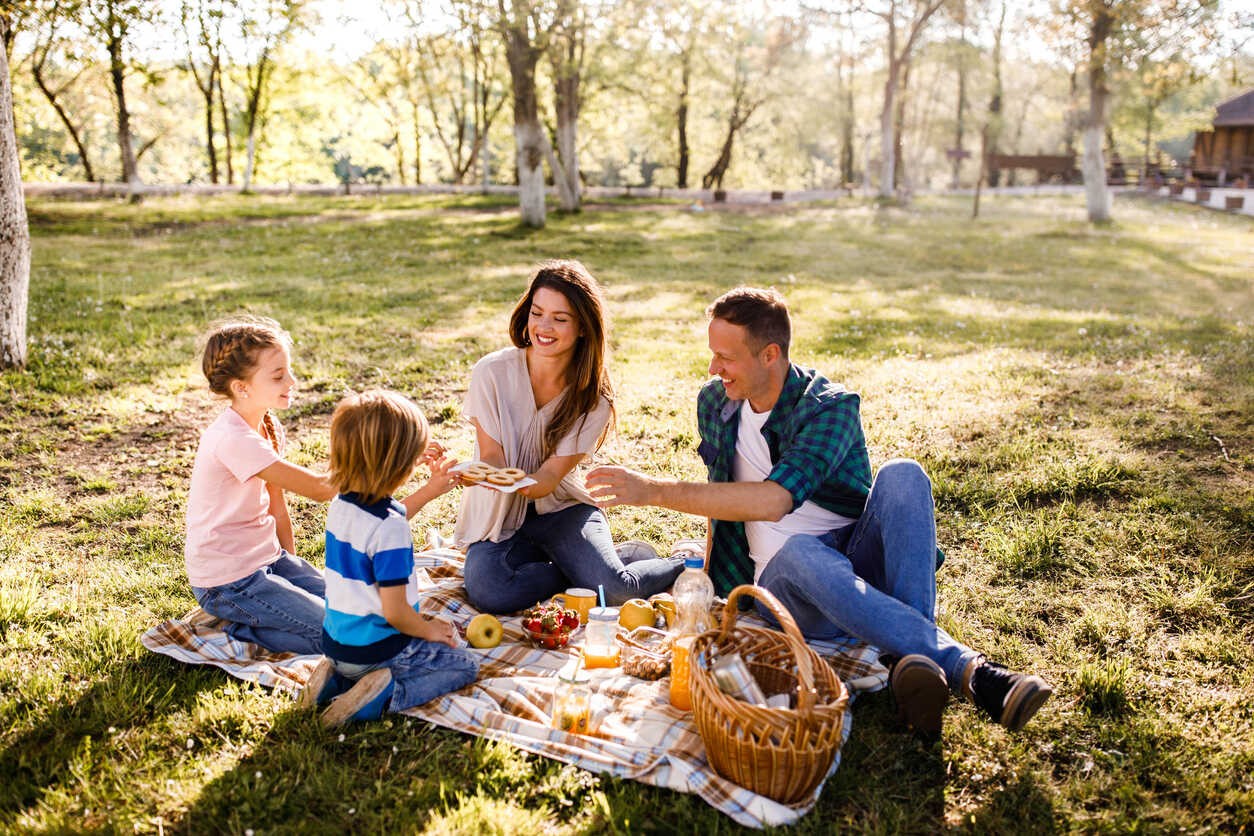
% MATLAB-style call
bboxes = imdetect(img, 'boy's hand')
[419,615,459,648]
[426,452,460,496]
[421,440,447,465]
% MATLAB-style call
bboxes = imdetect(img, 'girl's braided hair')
[201,316,292,453]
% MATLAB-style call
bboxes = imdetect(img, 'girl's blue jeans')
[464,503,685,613]
[192,551,325,656]
[332,639,480,713]
[757,459,979,690]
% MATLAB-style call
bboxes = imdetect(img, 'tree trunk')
[243,131,257,191]
[986,1,1005,187]
[0,27,30,370]
[894,60,910,193]
[515,118,547,227]
[551,57,580,211]
[31,62,96,182]
[702,116,738,190]
[202,65,219,184]
[677,50,690,189]
[106,28,141,200]
[502,8,546,228]
[1082,7,1113,223]
[217,70,233,183]
[951,10,967,190]
[879,61,897,198]
[839,22,854,186]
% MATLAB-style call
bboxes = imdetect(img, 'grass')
[1,190,1251,833]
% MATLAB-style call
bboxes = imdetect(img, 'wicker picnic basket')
[689,584,849,804]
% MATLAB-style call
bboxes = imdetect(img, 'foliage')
[5,1,1250,191]
[0,192,1251,831]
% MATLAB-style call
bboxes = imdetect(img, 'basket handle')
[717,584,816,714]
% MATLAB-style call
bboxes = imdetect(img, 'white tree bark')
[515,119,547,227]
[243,132,257,191]
[0,34,30,369]
[879,67,897,198]
[552,106,580,211]
[1082,123,1111,221]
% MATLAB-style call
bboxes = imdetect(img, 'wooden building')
[1190,89,1254,185]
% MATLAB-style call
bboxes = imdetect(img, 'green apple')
[466,613,503,649]
[618,599,656,631]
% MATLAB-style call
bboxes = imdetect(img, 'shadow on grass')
[0,655,220,815]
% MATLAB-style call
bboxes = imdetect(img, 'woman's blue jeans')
[757,459,979,689]
[464,503,685,613]
[192,552,325,656]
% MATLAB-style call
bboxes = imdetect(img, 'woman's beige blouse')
[453,347,611,547]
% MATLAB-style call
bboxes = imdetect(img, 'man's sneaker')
[963,657,1052,732]
[890,654,949,736]
[320,668,394,728]
[299,657,350,709]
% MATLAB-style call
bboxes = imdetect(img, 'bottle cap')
[683,555,705,570]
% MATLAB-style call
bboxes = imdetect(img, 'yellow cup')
[551,588,597,625]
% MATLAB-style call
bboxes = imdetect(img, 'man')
[586,287,1051,735]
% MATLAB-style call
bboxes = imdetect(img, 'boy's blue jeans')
[464,503,685,613]
[192,551,325,656]
[757,459,979,689]
[332,639,480,713]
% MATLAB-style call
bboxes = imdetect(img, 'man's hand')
[586,465,655,508]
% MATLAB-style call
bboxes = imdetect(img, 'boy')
[301,390,479,727]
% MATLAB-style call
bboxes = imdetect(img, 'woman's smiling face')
[527,286,581,360]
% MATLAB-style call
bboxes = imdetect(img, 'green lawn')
[1,191,1251,833]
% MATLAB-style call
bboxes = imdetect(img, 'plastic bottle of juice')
[669,555,714,710]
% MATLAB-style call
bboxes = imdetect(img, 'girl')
[184,317,336,655]
[454,260,684,612]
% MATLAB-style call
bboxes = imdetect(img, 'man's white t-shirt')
[733,400,855,582]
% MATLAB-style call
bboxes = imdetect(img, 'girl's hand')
[419,615,459,648]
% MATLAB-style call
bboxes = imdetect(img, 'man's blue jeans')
[333,639,480,713]
[757,459,978,689]
[464,503,685,613]
[192,552,325,656]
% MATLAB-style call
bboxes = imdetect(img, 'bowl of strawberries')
[520,602,580,650]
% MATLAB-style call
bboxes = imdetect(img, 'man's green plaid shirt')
[696,364,873,596]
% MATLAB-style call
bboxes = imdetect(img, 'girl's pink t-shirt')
[184,408,285,588]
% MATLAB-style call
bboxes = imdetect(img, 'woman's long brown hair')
[508,260,615,459]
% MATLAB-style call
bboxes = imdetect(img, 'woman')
[454,260,684,612]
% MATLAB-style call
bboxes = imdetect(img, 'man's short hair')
[706,287,791,357]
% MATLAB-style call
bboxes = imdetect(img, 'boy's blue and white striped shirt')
[321,493,417,664]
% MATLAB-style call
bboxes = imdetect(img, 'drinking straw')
[597,584,606,608]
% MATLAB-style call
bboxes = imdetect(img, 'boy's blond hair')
[329,390,429,505]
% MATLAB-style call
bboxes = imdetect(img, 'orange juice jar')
[669,636,694,710]
[582,606,621,668]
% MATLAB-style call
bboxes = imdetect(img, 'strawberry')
[561,612,579,630]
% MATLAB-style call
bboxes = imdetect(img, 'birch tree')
[495,0,557,227]
[0,11,30,370]
[236,0,303,191]
[180,0,231,184]
[26,0,98,181]
[83,0,156,200]
[866,0,946,198]
[423,2,508,183]
[1052,0,1217,222]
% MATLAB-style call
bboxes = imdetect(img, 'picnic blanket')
[141,548,887,828]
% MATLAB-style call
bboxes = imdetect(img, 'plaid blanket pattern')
[141,549,887,828]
